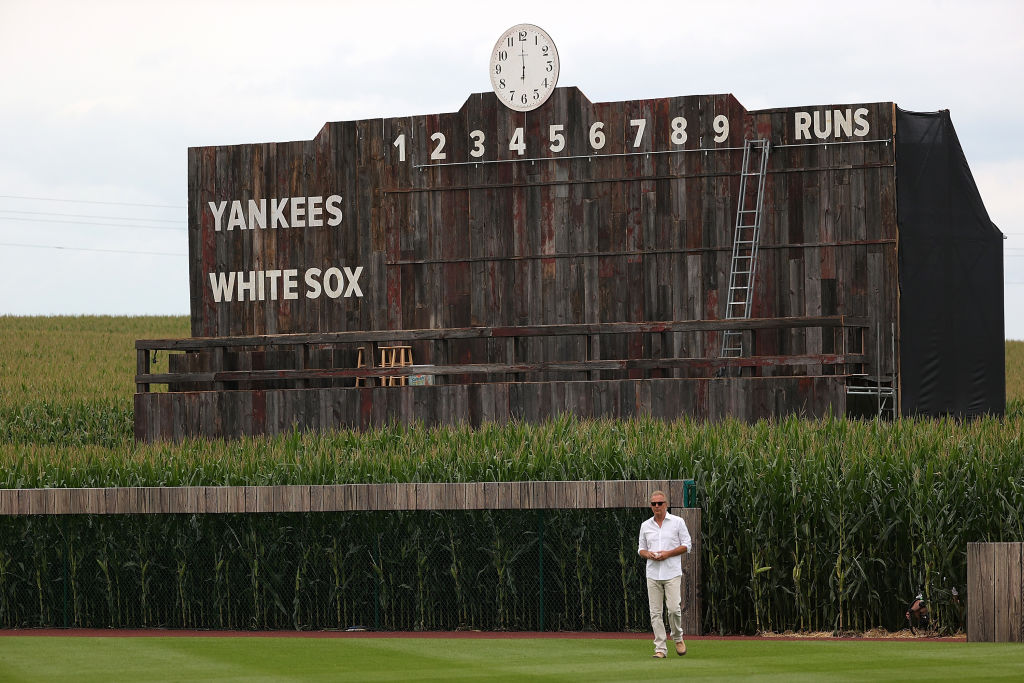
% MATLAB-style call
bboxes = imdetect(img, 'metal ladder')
[720,138,771,358]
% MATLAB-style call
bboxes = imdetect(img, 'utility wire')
[0,217,184,232]
[0,209,181,223]
[0,194,183,209]
[0,242,185,256]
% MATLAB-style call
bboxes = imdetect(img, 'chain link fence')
[0,509,661,632]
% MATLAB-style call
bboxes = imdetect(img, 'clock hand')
[520,47,527,81]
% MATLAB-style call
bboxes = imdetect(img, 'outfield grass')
[0,636,1022,682]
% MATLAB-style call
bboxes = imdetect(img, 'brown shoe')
[652,651,666,658]
[675,640,687,656]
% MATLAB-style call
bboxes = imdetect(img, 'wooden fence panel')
[967,542,1024,642]
[0,480,692,516]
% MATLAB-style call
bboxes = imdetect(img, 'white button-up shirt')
[638,512,691,580]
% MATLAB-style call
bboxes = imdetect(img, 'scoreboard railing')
[136,315,869,393]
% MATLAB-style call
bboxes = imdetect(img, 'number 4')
[509,127,526,156]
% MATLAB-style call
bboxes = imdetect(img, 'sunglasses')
[650,501,665,506]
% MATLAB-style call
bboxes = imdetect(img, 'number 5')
[549,124,565,153]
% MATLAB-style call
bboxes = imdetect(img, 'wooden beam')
[137,316,870,351]
[137,353,866,386]
[0,480,694,516]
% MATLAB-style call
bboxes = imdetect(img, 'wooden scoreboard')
[187,90,891,340]
[134,29,1003,441]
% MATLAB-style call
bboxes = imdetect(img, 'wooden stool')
[355,346,371,387]
[379,345,413,386]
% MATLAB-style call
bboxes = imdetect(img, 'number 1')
[393,134,406,162]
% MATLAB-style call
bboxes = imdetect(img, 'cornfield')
[1,316,1023,634]
[0,510,648,633]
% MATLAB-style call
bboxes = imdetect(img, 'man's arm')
[654,545,687,559]
[677,518,692,553]
[638,524,655,559]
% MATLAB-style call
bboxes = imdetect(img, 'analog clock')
[489,24,559,112]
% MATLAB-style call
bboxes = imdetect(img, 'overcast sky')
[1,0,1022,337]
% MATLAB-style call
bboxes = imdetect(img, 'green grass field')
[1,636,1023,682]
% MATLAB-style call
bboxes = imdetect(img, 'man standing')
[638,490,690,658]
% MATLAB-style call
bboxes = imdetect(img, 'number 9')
[713,115,729,143]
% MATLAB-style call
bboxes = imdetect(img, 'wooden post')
[136,348,150,393]
[212,346,225,391]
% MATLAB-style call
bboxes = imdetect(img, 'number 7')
[630,119,646,148]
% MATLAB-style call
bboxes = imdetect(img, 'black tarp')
[896,108,1005,417]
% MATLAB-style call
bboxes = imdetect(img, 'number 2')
[430,132,446,160]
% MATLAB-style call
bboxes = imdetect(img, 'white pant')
[647,576,683,653]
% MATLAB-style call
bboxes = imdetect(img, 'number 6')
[589,122,606,150]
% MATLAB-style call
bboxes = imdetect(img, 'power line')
[0,209,181,223]
[0,217,184,232]
[0,242,185,257]
[0,194,183,209]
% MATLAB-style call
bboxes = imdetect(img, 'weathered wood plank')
[0,479,697,516]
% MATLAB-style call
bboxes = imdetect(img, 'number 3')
[470,130,485,158]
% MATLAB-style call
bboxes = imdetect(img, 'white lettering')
[208,201,228,232]
[323,267,344,298]
[813,110,832,139]
[854,107,870,137]
[307,196,323,227]
[326,195,343,226]
[208,271,235,302]
[271,198,289,229]
[304,268,322,299]
[227,200,245,231]
[248,199,267,230]
[209,266,364,302]
[343,266,363,297]
[265,269,281,300]
[290,196,306,228]
[283,269,299,300]
[795,108,870,141]
[834,109,853,138]
[795,112,812,141]
[208,195,341,232]
[236,270,257,302]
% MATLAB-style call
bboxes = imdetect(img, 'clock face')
[489,24,559,112]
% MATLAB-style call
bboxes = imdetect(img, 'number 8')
[671,117,687,145]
